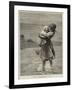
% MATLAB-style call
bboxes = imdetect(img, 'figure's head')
[43,26,49,33]
[48,23,56,32]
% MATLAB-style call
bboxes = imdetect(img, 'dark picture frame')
[9,1,70,89]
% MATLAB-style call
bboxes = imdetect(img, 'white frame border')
[14,5,67,85]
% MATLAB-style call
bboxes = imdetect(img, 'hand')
[53,55,55,59]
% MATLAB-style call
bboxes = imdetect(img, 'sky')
[19,10,62,42]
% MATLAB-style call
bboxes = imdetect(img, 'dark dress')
[40,39,54,61]
[39,32,55,61]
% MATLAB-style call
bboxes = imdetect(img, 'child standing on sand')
[38,23,56,71]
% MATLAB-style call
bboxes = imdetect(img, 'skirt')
[40,40,53,61]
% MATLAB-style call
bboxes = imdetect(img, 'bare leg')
[42,60,46,71]
[49,60,54,71]
[49,60,53,67]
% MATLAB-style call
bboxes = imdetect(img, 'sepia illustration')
[9,2,70,88]
[19,10,63,78]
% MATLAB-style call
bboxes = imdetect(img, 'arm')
[46,32,55,39]
[52,47,55,57]
[39,31,47,39]
[39,31,55,39]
